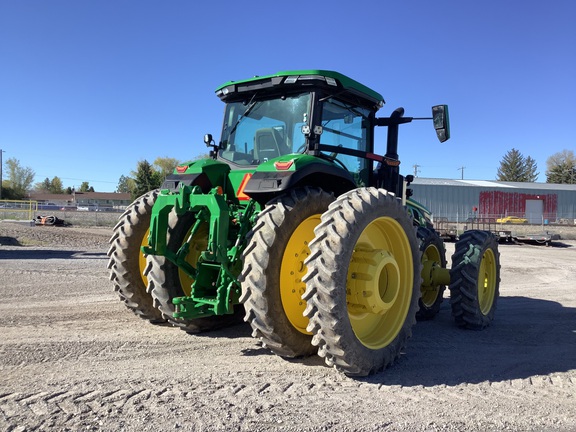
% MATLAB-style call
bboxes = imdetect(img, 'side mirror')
[204,134,214,146]
[432,105,450,143]
[204,133,220,160]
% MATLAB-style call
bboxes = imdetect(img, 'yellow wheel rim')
[177,223,208,296]
[478,248,497,315]
[139,228,150,286]
[280,215,320,335]
[420,243,441,307]
[346,217,414,349]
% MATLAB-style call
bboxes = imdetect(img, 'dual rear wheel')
[303,188,421,376]
[242,187,422,376]
[107,189,164,323]
[415,227,500,328]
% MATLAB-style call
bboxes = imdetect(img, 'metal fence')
[431,212,576,226]
[0,200,124,227]
[0,200,37,220]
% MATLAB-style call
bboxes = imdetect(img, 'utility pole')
[0,149,5,200]
[457,166,465,180]
[413,164,420,177]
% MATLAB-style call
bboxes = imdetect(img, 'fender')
[161,159,231,193]
[243,154,357,200]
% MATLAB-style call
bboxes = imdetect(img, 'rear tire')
[450,230,500,329]
[416,227,446,320]
[240,187,334,357]
[303,188,421,376]
[146,212,243,333]
[107,189,164,323]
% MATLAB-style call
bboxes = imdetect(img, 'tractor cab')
[212,71,383,187]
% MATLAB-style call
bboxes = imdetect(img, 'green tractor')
[108,70,500,376]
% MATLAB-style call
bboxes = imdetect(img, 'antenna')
[412,164,420,177]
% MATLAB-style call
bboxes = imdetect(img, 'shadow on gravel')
[362,295,576,386]
[192,321,253,340]
[0,236,21,246]
[0,249,107,260]
[504,240,574,248]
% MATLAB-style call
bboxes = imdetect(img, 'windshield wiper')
[319,95,369,121]
[340,102,369,121]
[228,96,259,137]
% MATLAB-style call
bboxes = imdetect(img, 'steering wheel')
[296,143,307,153]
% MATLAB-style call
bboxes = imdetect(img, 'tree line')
[116,157,183,200]
[0,156,188,201]
[0,157,98,200]
[496,148,575,183]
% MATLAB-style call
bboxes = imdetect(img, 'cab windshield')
[219,93,311,165]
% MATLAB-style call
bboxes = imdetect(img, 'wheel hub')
[347,248,400,315]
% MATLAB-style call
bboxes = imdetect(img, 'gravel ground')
[0,221,575,432]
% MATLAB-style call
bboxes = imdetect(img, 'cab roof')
[215,69,385,109]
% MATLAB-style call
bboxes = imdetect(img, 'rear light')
[274,160,294,170]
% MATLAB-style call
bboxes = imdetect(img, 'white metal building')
[410,178,576,224]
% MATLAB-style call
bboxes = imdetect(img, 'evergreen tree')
[34,176,66,193]
[118,157,183,198]
[496,148,538,182]
[132,160,162,199]
[49,176,64,194]
[35,177,52,192]
[79,181,91,192]
[523,156,539,182]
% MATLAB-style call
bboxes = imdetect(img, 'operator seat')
[254,128,283,161]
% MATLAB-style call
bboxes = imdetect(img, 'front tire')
[240,187,334,357]
[450,230,500,329]
[303,188,421,376]
[107,189,164,323]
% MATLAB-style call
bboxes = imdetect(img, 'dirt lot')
[1,222,575,432]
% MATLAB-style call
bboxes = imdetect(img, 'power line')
[457,166,466,180]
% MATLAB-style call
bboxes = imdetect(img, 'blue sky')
[1,0,575,192]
